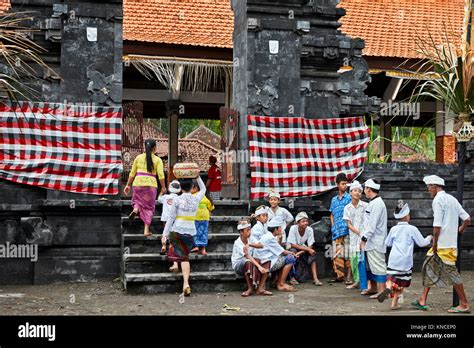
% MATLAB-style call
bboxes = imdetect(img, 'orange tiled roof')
[124,0,466,59]
[0,0,10,13]
[124,0,233,48]
[155,138,220,172]
[338,0,466,59]
[185,124,221,149]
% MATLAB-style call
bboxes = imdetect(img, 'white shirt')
[268,207,294,243]
[385,222,432,271]
[231,237,251,270]
[163,177,206,237]
[249,221,269,245]
[253,232,285,268]
[432,191,470,249]
[362,196,388,253]
[287,225,315,247]
[158,193,179,222]
[343,200,367,252]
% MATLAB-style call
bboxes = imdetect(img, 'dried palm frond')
[126,55,233,94]
[0,10,58,101]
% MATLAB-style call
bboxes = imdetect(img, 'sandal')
[391,305,401,310]
[327,278,344,284]
[344,279,354,285]
[377,288,392,303]
[241,290,253,297]
[128,210,138,220]
[361,290,377,296]
[160,245,167,255]
[183,287,191,297]
[289,278,300,285]
[256,290,273,296]
[411,300,429,311]
[169,266,180,273]
[313,280,323,286]
[447,306,471,314]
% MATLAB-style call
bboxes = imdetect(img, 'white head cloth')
[237,222,251,230]
[169,180,181,194]
[423,175,445,186]
[364,178,381,191]
[267,190,281,199]
[255,206,269,217]
[295,211,309,223]
[394,203,410,219]
[349,180,363,192]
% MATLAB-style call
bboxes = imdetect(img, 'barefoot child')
[267,190,294,244]
[377,201,432,310]
[159,180,181,255]
[343,180,367,290]
[254,217,298,292]
[231,220,272,297]
[191,180,215,255]
[287,212,323,286]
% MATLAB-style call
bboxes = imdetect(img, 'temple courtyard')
[1,271,473,316]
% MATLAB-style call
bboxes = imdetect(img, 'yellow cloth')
[130,153,165,187]
[177,216,196,221]
[426,247,457,265]
[194,194,215,221]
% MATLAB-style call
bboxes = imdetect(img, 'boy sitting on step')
[253,217,298,292]
[232,220,272,297]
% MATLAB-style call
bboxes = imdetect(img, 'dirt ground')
[1,272,473,316]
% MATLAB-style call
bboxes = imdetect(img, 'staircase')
[120,200,250,294]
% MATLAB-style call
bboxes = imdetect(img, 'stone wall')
[10,0,122,106]
[0,0,123,285]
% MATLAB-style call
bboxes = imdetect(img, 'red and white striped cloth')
[0,101,122,195]
[248,115,370,199]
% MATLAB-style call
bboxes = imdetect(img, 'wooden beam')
[123,89,226,104]
[124,41,233,61]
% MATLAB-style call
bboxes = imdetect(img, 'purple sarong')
[131,186,157,225]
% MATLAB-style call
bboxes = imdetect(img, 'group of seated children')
[231,190,323,296]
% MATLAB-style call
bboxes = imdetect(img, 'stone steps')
[124,252,233,273]
[123,233,237,253]
[121,216,246,235]
[121,199,248,293]
[124,271,244,294]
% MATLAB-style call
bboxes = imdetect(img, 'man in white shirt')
[413,175,471,313]
[232,220,271,297]
[343,180,367,290]
[360,178,387,298]
[253,217,298,292]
